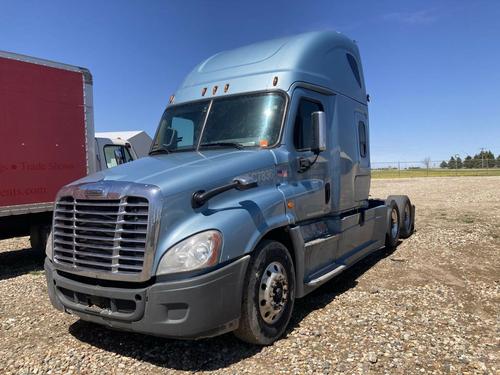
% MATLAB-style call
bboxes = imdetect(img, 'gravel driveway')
[1,176,499,374]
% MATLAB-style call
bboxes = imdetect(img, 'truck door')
[286,88,331,221]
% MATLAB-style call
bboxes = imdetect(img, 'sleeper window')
[358,121,367,157]
[293,99,323,151]
[346,53,362,88]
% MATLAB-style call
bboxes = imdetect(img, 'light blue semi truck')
[45,31,414,345]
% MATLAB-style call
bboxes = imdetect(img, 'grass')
[28,270,44,276]
[372,168,500,179]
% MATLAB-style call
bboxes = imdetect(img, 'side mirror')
[311,111,326,154]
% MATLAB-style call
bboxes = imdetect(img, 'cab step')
[305,263,346,287]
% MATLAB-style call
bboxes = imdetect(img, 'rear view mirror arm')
[191,176,258,208]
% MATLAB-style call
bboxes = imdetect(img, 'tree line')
[439,150,500,169]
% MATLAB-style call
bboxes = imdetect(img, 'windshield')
[150,92,286,153]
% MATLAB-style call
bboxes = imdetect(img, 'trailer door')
[0,55,88,209]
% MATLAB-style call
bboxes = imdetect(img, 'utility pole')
[479,147,485,169]
[455,154,459,176]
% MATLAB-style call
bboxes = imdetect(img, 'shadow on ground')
[289,242,400,330]
[69,243,399,371]
[0,247,45,281]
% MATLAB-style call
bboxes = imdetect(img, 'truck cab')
[45,31,414,345]
[94,136,137,170]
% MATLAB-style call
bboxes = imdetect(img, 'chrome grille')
[53,196,149,274]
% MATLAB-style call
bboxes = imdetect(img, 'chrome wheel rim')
[391,208,399,238]
[259,261,289,324]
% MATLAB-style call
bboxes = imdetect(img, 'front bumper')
[45,256,250,339]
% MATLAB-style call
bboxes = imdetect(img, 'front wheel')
[234,240,295,345]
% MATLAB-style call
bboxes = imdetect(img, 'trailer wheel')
[385,200,400,249]
[386,195,414,238]
[234,240,295,345]
[30,224,51,254]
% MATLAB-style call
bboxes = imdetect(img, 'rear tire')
[385,200,400,249]
[386,195,414,238]
[234,240,295,345]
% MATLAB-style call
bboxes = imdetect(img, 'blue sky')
[1,0,499,162]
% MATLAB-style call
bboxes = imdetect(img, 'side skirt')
[290,201,388,298]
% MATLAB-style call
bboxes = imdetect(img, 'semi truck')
[44,31,415,345]
[0,51,141,251]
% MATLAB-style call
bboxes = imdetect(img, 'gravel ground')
[0,176,498,374]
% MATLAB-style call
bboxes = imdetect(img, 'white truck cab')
[94,137,137,170]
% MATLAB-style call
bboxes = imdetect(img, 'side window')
[346,53,362,88]
[293,99,323,151]
[153,102,208,152]
[171,117,194,147]
[358,121,367,157]
[104,145,133,168]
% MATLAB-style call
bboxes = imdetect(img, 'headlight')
[156,230,222,275]
[45,230,54,260]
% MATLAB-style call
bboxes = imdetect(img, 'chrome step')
[305,264,346,287]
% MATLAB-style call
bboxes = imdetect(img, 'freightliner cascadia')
[44,31,415,345]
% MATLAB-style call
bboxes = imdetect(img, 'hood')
[74,149,278,196]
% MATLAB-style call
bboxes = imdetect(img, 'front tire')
[234,240,295,345]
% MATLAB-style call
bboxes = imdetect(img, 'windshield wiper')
[149,145,171,155]
[200,142,245,150]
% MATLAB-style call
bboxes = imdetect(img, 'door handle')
[297,157,311,173]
